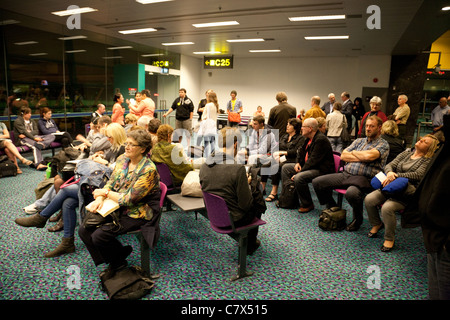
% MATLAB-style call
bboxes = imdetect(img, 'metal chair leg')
[230,233,254,281]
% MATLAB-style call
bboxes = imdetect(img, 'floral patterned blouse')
[104,154,160,220]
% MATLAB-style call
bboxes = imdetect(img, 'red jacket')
[358,111,387,136]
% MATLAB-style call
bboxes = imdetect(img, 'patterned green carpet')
[0,153,430,301]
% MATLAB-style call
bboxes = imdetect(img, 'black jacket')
[296,131,334,174]
[267,102,297,138]
[278,132,305,163]
[171,96,194,121]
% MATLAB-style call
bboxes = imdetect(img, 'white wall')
[182,54,391,117]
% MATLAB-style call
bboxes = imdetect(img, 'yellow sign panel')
[204,55,233,69]
[152,60,171,67]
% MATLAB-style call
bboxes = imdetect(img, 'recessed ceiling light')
[58,35,87,40]
[65,50,87,53]
[136,0,173,4]
[289,15,346,21]
[193,51,222,55]
[29,53,48,56]
[442,6,450,11]
[102,56,123,59]
[141,53,165,57]
[192,21,239,28]
[52,7,98,16]
[107,46,133,50]
[304,35,349,40]
[14,41,38,45]
[249,49,281,53]
[162,42,194,46]
[119,28,158,34]
[227,38,265,43]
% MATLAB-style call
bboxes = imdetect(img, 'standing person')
[281,118,334,213]
[321,93,336,115]
[303,96,326,120]
[267,91,297,139]
[226,90,243,127]
[38,107,73,148]
[392,94,410,141]
[365,134,439,252]
[402,113,450,300]
[91,104,106,123]
[325,102,347,154]
[341,92,354,134]
[312,116,389,231]
[431,97,450,143]
[197,89,213,125]
[141,89,156,119]
[111,93,125,126]
[128,91,151,119]
[199,91,219,158]
[353,97,366,139]
[163,88,194,145]
[13,106,55,166]
[0,121,33,173]
[358,96,388,138]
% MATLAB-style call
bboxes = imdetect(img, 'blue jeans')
[39,184,79,238]
[203,135,215,158]
[427,246,450,300]
[328,136,343,154]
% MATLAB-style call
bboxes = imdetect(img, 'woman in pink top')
[112,93,125,126]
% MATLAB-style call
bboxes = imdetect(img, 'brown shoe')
[15,213,48,228]
[298,205,314,213]
[47,218,64,232]
[49,210,62,222]
[44,237,75,258]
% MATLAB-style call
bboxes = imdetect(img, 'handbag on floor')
[276,179,299,209]
[318,207,347,231]
[0,158,17,178]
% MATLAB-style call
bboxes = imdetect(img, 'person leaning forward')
[312,115,389,231]
[281,117,334,213]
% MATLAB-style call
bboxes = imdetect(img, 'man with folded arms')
[281,118,334,213]
[312,116,389,231]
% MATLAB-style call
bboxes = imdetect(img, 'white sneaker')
[23,203,38,214]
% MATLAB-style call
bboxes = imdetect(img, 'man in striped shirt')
[312,116,389,231]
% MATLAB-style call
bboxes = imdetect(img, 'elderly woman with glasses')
[79,129,161,276]
[358,96,387,138]
[364,134,440,252]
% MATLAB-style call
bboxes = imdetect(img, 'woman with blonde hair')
[199,91,219,157]
[365,134,440,252]
[89,122,127,167]
[381,120,405,164]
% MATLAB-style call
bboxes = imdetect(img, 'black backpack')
[100,265,155,300]
[276,178,299,209]
[318,207,347,231]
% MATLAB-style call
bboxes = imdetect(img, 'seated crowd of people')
[7,89,450,300]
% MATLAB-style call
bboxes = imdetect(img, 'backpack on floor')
[0,158,17,178]
[318,207,347,231]
[99,265,155,300]
[276,178,299,209]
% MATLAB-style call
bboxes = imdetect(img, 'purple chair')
[202,191,266,281]
[155,162,180,211]
[127,182,167,278]
[333,154,347,207]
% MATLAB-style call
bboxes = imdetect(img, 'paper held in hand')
[375,171,387,184]
[85,199,120,217]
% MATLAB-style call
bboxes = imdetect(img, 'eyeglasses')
[124,142,141,148]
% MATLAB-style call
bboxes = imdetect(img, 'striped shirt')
[344,136,389,178]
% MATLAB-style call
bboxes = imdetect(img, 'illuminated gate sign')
[203,55,233,69]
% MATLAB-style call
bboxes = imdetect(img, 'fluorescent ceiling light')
[29,53,48,56]
[289,15,346,21]
[58,35,87,40]
[249,49,281,53]
[162,42,194,46]
[141,53,165,57]
[102,56,123,59]
[227,38,265,43]
[107,46,133,50]
[65,49,86,53]
[136,0,173,4]
[305,35,349,40]
[52,7,98,16]
[119,28,158,34]
[14,41,38,45]
[0,19,20,25]
[442,6,450,11]
[193,51,222,55]
[193,21,239,28]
